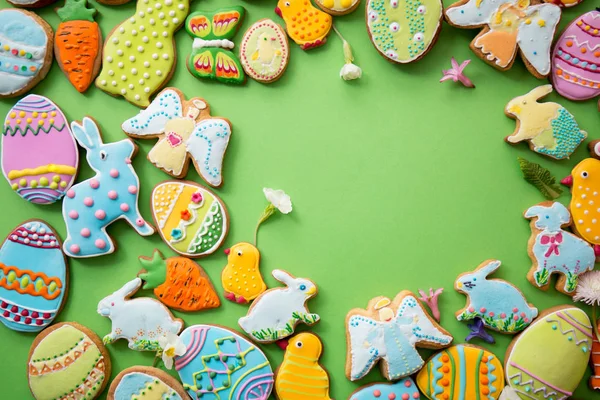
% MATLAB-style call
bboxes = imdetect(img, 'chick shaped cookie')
[275,0,332,50]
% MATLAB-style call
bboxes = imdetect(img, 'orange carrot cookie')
[275,0,332,50]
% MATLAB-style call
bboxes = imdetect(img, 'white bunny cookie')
[97,277,183,351]
[238,269,320,343]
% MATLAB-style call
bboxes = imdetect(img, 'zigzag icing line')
[546,318,590,347]
[509,372,561,399]
[562,35,600,52]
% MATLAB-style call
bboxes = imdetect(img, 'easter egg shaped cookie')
[151,181,229,258]
[28,322,111,400]
[316,0,361,16]
[240,19,290,83]
[505,306,592,399]
[3,95,78,204]
[108,366,188,400]
[350,378,421,400]
[366,0,443,63]
[0,220,68,332]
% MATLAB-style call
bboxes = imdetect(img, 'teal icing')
[458,344,466,399]
[536,108,586,160]
[432,353,444,396]
[0,10,47,46]
[114,372,182,400]
[487,355,497,400]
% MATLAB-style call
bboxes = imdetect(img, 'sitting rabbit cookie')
[455,260,538,334]
[238,269,319,343]
[97,277,183,351]
[505,85,587,160]
[524,202,595,296]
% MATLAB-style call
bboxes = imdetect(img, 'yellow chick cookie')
[276,333,332,400]
[275,0,332,50]
[221,242,267,304]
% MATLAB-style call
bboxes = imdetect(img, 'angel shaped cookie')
[345,291,453,381]
[122,88,231,187]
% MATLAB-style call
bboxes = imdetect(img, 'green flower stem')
[254,204,276,246]
[332,25,353,64]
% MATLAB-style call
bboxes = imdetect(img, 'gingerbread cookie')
[0,9,54,98]
[95,0,189,106]
[276,0,332,50]
[108,366,188,400]
[62,117,155,258]
[2,95,79,204]
[505,85,587,160]
[350,378,421,400]
[445,0,561,78]
[346,290,453,381]
[27,322,111,400]
[239,269,320,343]
[185,7,246,84]
[524,202,595,295]
[122,88,232,186]
[221,242,267,304]
[7,0,57,8]
[151,180,229,258]
[98,277,183,351]
[138,249,220,312]
[0,220,68,332]
[505,306,592,399]
[456,260,538,333]
[316,0,360,15]
[240,19,289,83]
[367,0,443,63]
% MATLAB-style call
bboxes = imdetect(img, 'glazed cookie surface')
[275,0,332,50]
[108,366,188,400]
[239,19,289,83]
[221,242,267,304]
[316,0,360,15]
[350,378,421,400]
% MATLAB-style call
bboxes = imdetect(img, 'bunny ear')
[524,205,544,219]
[71,117,102,150]
[527,85,553,102]
[272,269,295,286]
[116,278,142,298]
[478,260,501,278]
[551,202,570,224]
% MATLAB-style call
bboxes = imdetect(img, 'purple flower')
[466,317,495,344]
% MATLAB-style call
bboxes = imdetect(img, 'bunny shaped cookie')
[455,260,538,334]
[98,277,183,351]
[238,269,320,343]
[505,85,587,160]
[62,117,154,258]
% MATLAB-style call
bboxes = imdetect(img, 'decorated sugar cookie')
[55,0,102,93]
[445,0,561,78]
[350,378,421,400]
[97,277,183,351]
[416,344,504,400]
[95,0,189,107]
[316,0,360,15]
[239,270,320,343]
[108,366,188,400]
[27,322,111,400]
[505,306,592,399]
[0,220,67,332]
[524,202,595,295]
[240,19,290,83]
[151,181,228,258]
[276,333,331,400]
[591,318,600,390]
[551,9,600,107]
[175,324,274,399]
[2,95,79,204]
[185,7,246,84]
[122,88,232,186]
[62,117,154,258]
[7,0,57,8]
[366,0,443,63]
[345,290,453,381]
[455,260,538,333]
[505,85,587,160]
[275,0,332,50]
[0,9,54,98]
[138,249,220,312]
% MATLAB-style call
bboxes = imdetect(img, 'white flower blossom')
[263,188,292,214]
[340,63,362,81]
[158,332,186,370]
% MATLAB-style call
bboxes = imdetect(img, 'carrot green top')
[57,0,97,23]
[138,250,167,290]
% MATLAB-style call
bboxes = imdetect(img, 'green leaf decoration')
[57,0,96,23]
[535,268,550,286]
[518,157,563,200]
[138,250,167,290]
[565,271,578,293]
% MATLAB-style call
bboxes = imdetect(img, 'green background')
[0,0,598,398]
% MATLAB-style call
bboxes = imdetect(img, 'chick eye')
[522,100,527,105]
[300,284,306,291]
[295,341,303,348]
[285,1,290,5]
[100,151,108,160]
[582,171,589,178]
[237,251,243,256]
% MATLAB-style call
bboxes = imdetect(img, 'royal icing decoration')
[95,0,189,107]
[591,318,600,390]
[416,344,504,400]
[97,277,183,351]
[221,242,267,304]
[345,291,453,381]
[505,85,587,160]
[445,0,561,77]
[62,117,154,258]
[366,0,443,63]
[551,9,600,107]
[524,202,595,295]
[185,7,246,84]
[315,0,360,15]
[151,181,228,257]
[28,322,110,400]
[240,19,289,83]
[175,324,274,399]
[455,260,538,333]
[239,270,320,343]
[0,220,67,333]
[138,249,220,312]
[276,333,331,400]
[505,306,592,399]
[0,9,53,98]
[350,378,421,400]
[275,0,333,50]
[108,366,187,400]
[2,95,79,204]
[122,88,232,186]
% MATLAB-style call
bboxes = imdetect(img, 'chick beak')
[275,6,282,17]
[306,287,317,296]
[561,175,573,187]
[224,248,230,255]
[276,339,289,350]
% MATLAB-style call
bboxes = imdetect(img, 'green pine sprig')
[518,157,563,200]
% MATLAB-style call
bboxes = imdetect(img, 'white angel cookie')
[122,88,232,187]
[345,290,453,381]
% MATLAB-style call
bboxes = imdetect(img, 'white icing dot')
[143,72,150,78]
[132,30,138,36]
[162,31,168,37]
[108,70,115,76]
[155,2,161,8]
[591,201,595,205]
[172,18,178,24]
[585,210,590,215]
[112,38,119,44]
[152,53,159,60]
[578,219,584,224]
[130,17,136,23]
[165,0,172,4]
[169,10,175,16]
[139,79,145,84]
[100,80,107,86]
[129,56,136,62]
[156,42,163,49]
[587,187,591,191]
[576,203,582,208]
[596,236,600,240]
[152,31,158,37]
[163,21,169,27]
[587,228,592,233]
[120,27,125,33]
[595,192,598,196]
[150,18,156,25]
[139,11,145,17]
[140,26,146,31]
[118,62,124,68]
[132,68,138,75]
[121,75,127,81]
[135,94,141,101]
[121,88,127,94]
[156,70,162,76]
[138,46,145,52]
[144,62,150,68]
[579,186,583,189]
[112,80,117,86]
[125,41,132,47]
[147,7,153,13]
[129,84,134,89]
[178,4,184,9]
[593,219,597,224]
[583,194,587,199]
[106,56,113,62]
[145,87,151,93]
[159,12,165,19]
[143,36,149,43]
[162,54,169,60]
[117,49,124,56]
